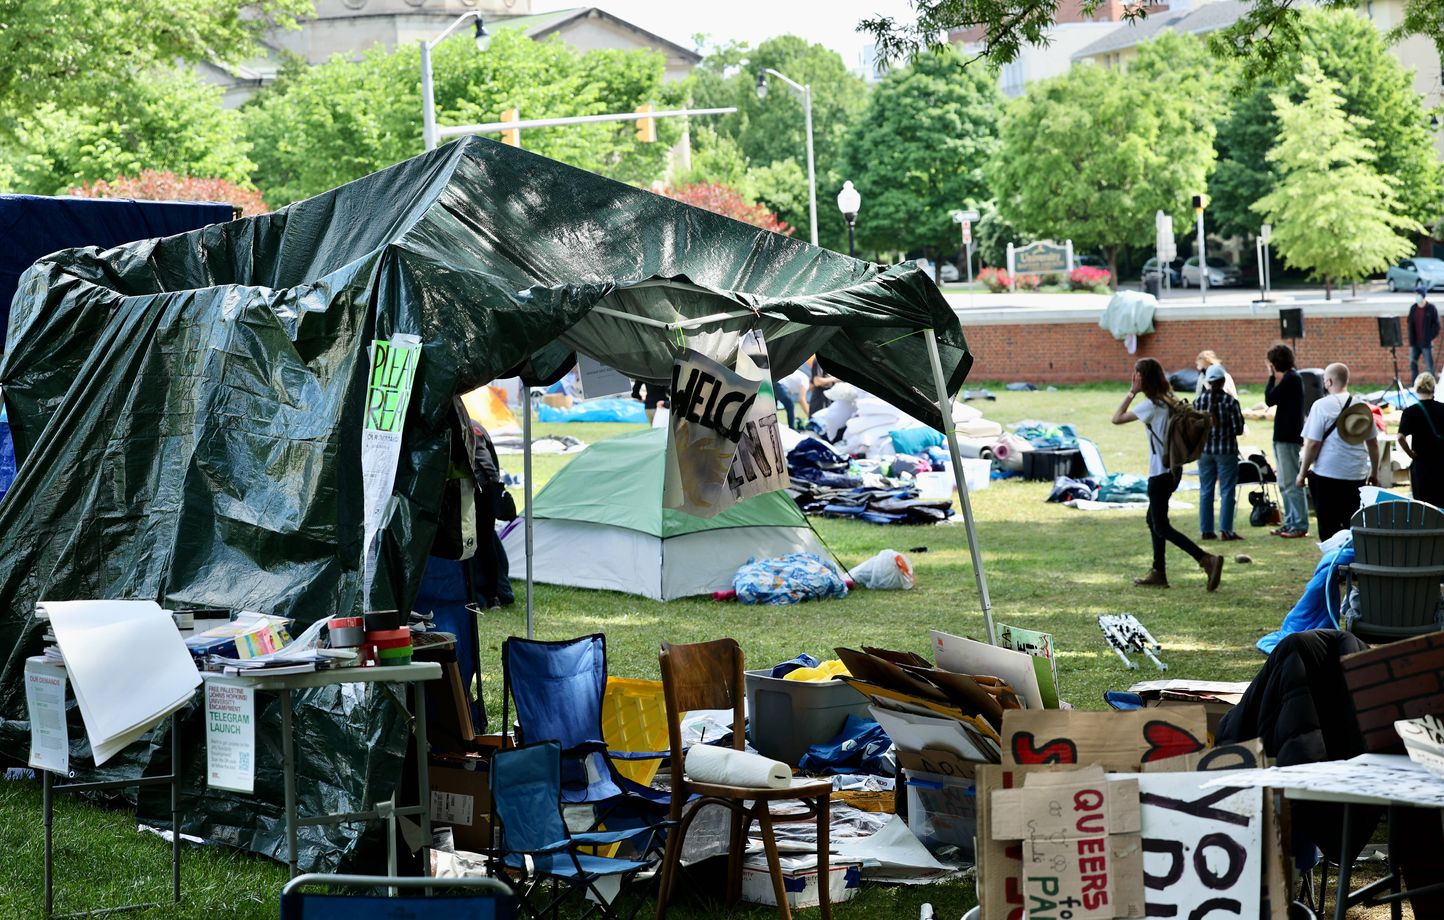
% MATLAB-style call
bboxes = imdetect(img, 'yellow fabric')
[782,660,851,681]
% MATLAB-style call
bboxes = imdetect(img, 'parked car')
[1385,257,1444,292]
[1075,254,1108,271]
[1180,256,1241,287]
[1141,258,1182,287]
[914,258,961,283]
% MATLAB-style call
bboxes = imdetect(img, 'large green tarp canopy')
[0,137,971,868]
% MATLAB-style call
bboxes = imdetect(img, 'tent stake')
[924,329,996,645]
[523,387,535,640]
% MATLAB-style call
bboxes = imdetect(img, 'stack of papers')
[38,600,201,765]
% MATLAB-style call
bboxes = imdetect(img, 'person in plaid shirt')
[1195,363,1247,541]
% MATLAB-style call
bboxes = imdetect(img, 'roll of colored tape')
[363,627,410,644]
[329,625,364,648]
[377,653,413,667]
[370,635,413,651]
[376,644,413,659]
[364,609,402,632]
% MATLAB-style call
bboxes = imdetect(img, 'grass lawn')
[0,381,1341,918]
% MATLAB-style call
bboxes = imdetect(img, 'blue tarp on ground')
[0,195,233,349]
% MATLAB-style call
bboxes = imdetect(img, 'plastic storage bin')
[1021,448,1084,482]
[744,669,870,766]
[904,768,977,859]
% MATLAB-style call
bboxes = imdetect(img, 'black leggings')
[1148,471,1205,574]
[1308,472,1364,541]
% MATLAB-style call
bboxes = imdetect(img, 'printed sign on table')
[361,333,421,605]
[206,682,256,793]
[25,658,68,774]
[1396,714,1444,778]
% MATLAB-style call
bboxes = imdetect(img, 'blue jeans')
[1273,441,1308,532]
[1197,452,1239,534]
[1411,345,1436,380]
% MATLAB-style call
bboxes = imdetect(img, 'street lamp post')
[757,69,817,246]
[837,181,860,258]
[421,12,491,151]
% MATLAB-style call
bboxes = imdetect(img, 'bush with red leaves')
[70,171,268,217]
[659,183,792,236]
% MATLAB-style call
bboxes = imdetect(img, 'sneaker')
[1200,532,1218,541]
[1133,569,1170,588]
[1199,553,1224,591]
[1269,527,1289,536]
[1221,532,1245,542]
[1279,530,1309,539]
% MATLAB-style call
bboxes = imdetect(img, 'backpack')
[1163,397,1213,468]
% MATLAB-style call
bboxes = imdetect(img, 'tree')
[989,43,1218,284]
[840,49,1001,274]
[71,171,269,217]
[1212,8,1442,238]
[2,69,256,196]
[690,36,869,251]
[857,0,1444,78]
[660,183,792,235]
[1253,60,1420,298]
[0,0,311,117]
[241,29,683,207]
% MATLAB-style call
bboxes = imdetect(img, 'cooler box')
[1021,448,1084,482]
[744,669,870,766]
[740,855,862,909]
[904,768,977,858]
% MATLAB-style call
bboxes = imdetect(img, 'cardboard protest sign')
[1001,709,1207,770]
[990,766,1144,920]
[361,333,420,605]
[1125,773,1263,920]
[996,622,1060,709]
[664,349,761,517]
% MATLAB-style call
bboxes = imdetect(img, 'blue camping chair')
[491,741,660,920]
[280,873,515,919]
[500,635,670,837]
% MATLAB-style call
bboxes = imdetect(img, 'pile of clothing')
[1046,472,1150,505]
[1009,420,1079,450]
[787,437,954,525]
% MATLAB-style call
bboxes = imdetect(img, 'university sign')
[1006,239,1075,290]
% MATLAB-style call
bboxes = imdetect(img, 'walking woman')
[1113,358,1225,590]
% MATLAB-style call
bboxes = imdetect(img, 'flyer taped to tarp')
[361,334,420,605]
[664,331,789,517]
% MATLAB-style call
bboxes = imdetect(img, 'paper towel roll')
[685,744,791,789]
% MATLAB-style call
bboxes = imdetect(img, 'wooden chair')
[653,638,833,920]
[1344,500,1444,643]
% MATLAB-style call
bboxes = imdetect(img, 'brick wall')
[962,314,1409,388]
[1342,633,1444,753]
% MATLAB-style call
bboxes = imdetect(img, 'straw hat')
[1335,401,1375,445]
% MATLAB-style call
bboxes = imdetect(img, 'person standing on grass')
[1296,362,1380,540]
[1408,287,1439,379]
[1398,372,1444,507]
[1194,350,1238,399]
[1265,344,1309,538]
[1196,364,1246,541]
[1113,357,1225,591]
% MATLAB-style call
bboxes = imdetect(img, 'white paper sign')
[726,330,790,504]
[206,682,255,793]
[1396,714,1444,779]
[25,658,69,774]
[664,349,761,518]
[431,790,475,826]
[361,333,421,605]
[1129,773,1263,920]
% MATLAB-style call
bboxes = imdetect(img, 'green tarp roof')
[532,427,810,538]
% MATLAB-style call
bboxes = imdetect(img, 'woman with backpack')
[1112,357,1225,591]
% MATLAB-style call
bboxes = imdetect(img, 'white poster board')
[361,333,421,605]
[664,349,760,518]
[726,330,790,504]
[205,682,256,793]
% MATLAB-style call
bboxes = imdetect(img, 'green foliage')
[1213,8,1443,237]
[1253,60,1421,293]
[691,35,869,249]
[841,49,1001,261]
[990,39,1217,281]
[2,69,255,196]
[0,0,311,117]
[241,30,683,207]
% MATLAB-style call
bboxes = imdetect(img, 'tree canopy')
[840,49,1000,268]
[242,29,683,207]
[0,0,310,117]
[989,34,1219,282]
[1212,8,1442,238]
[1253,60,1420,296]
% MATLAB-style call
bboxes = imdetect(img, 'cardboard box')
[429,762,492,853]
[740,855,861,909]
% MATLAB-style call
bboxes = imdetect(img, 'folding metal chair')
[490,741,660,920]
[280,873,515,919]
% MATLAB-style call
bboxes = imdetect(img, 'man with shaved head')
[1296,363,1380,539]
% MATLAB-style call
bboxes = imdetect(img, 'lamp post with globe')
[836,181,861,258]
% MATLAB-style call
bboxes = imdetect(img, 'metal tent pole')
[924,329,996,644]
[522,387,534,639]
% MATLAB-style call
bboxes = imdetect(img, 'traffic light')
[501,108,520,147]
[635,103,656,143]
[1192,194,1208,212]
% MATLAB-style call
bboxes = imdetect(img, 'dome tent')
[501,427,837,601]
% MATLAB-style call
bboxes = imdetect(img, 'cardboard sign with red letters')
[1001,708,1208,771]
